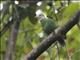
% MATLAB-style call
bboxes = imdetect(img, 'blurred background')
[0,0,80,60]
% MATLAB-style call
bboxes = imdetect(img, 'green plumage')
[40,17,66,46]
[40,18,65,46]
[40,18,57,35]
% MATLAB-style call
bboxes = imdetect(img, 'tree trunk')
[4,20,21,60]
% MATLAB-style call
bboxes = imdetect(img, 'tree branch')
[4,5,22,60]
[4,20,20,60]
[24,10,80,60]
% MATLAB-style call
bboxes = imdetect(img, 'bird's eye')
[39,15,41,16]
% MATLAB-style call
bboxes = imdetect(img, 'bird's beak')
[35,15,38,19]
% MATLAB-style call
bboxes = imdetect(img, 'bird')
[36,10,65,45]
[36,10,57,35]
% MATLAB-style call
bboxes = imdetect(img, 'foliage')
[0,0,80,60]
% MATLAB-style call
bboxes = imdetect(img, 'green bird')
[37,14,57,35]
[36,10,65,45]
[40,17,57,35]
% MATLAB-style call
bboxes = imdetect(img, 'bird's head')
[36,10,46,21]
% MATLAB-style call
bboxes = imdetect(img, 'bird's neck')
[40,17,47,21]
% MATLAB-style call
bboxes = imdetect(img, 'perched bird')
[36,11,57,35]
[36,10,65,46]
